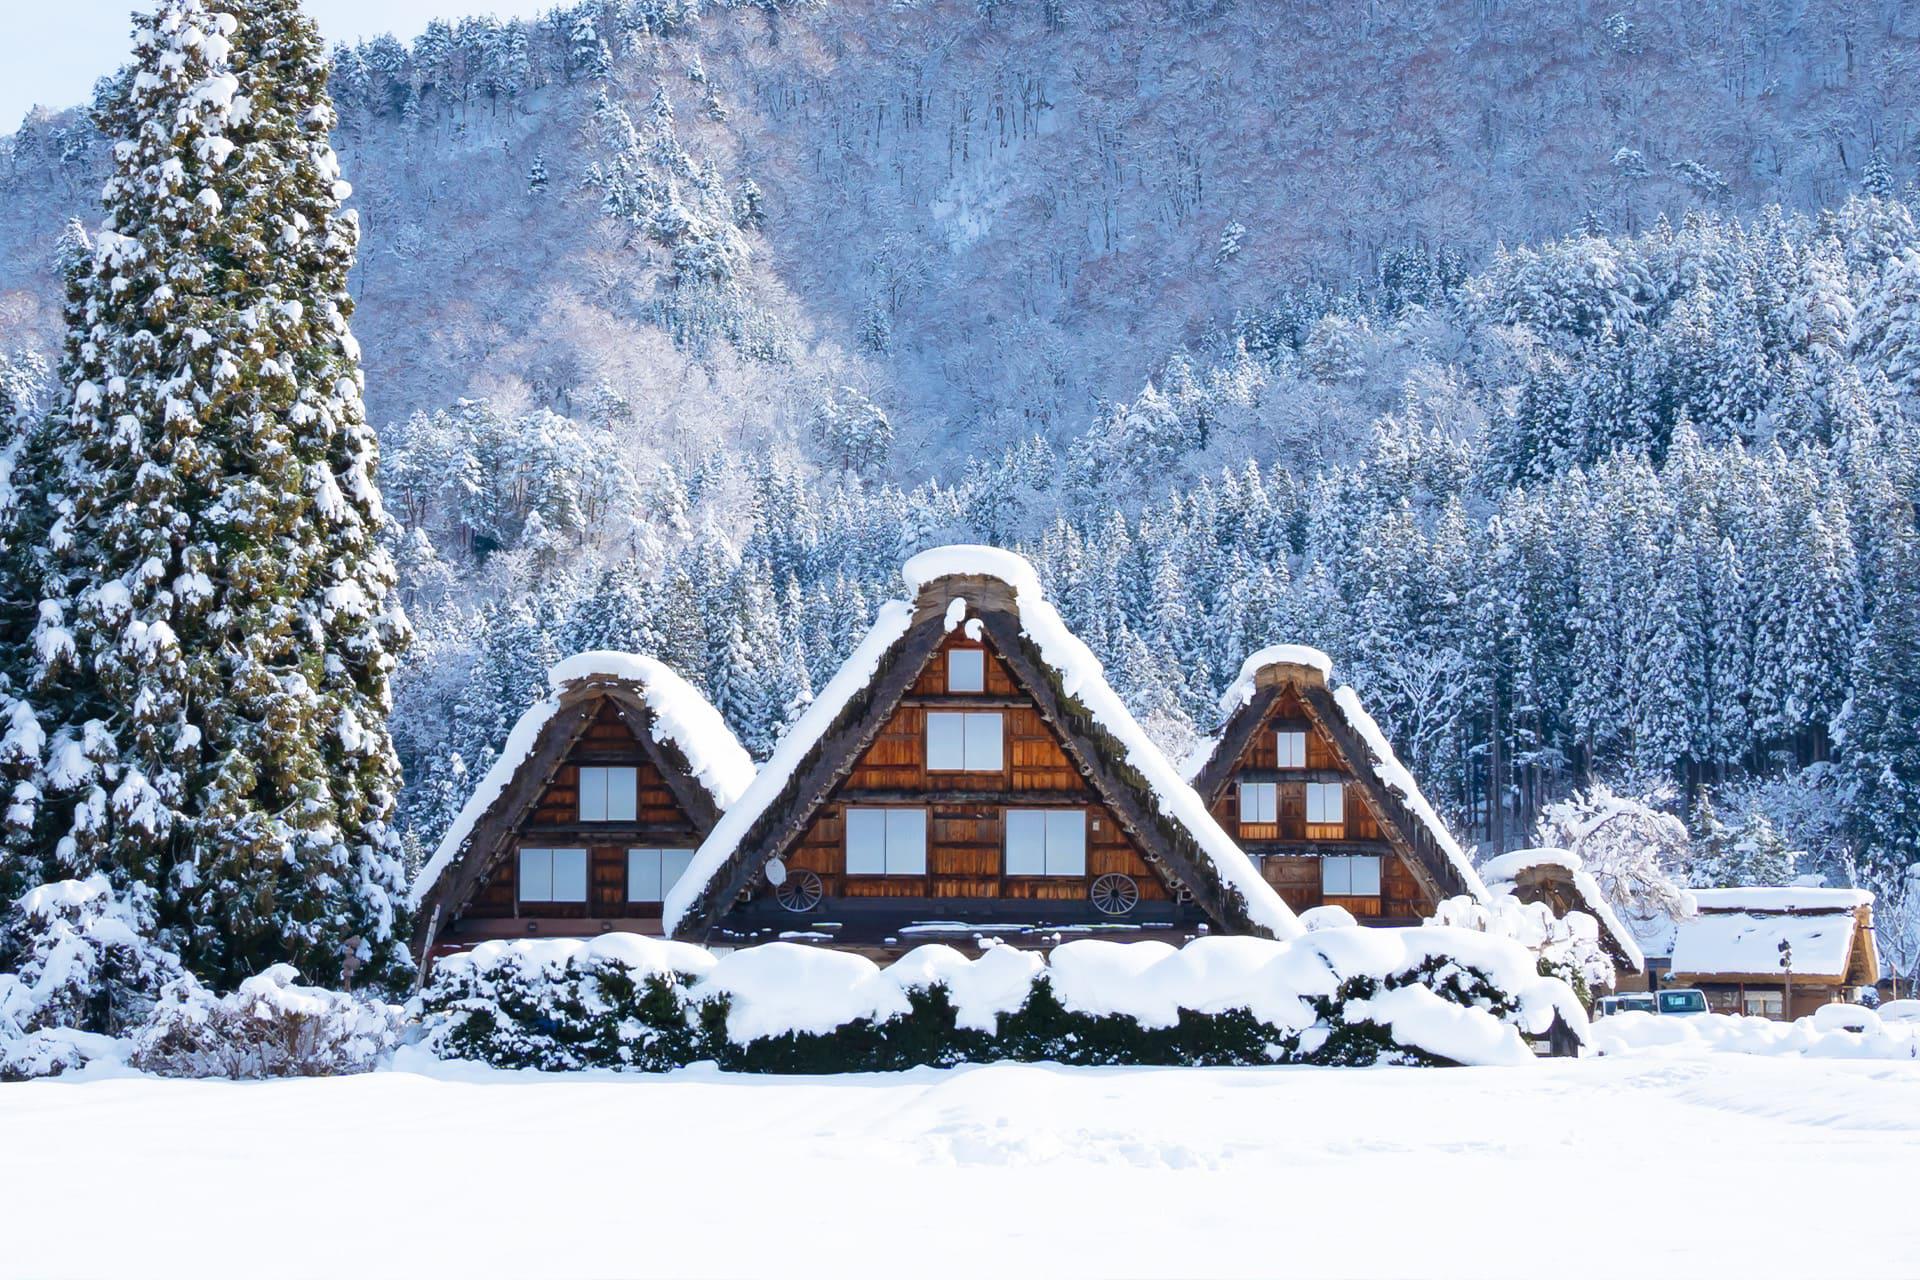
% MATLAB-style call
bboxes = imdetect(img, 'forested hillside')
[3,0,1920,972]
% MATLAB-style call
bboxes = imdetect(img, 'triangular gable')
[411,651,755,959]
[1187,645,1488,910]
[665,547,1299,942]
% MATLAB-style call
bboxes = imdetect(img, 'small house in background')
[410,652,755,962]
[664,546,1298,954]
[1658,887,1879,1019]
[1184,646,1487,925]
[1478,847,1646,991]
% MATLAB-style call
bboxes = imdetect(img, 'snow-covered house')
[410,653,755,961]
[664,547,1298,953]
[1477,848,1646,989]
[1183,647,1487,925]
[1661,888,1878,1019]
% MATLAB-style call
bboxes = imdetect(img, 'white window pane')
[1308,783,1345,825]
[1046,810,1086,876]
[1006,810,1047,875]
[1277,732,1306,769]
[1238,782,1260,824]
[846,808,887,875]
[627,848,663,902]
[886,809,928,874]
[605,767,637,822]
[926,713,966,770]
[947,649,985,693]
[1350,855,1381,896]
[552,849,588,903]
[579,767,606,822]
[1321,856,1349,896]
[519,848,551,902]
[660,849,694,896]
[964,713,1003,771]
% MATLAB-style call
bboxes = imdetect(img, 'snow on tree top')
[1688,887,1873,913]
[1478,846,1644,973]
[410,651,754,908]
[667,546,1300,941]
[1216,644,1335,716]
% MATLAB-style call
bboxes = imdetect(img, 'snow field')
[3,1053,1916,1279]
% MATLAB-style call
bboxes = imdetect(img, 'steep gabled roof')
[1669,887,1878,986]
[1479,847,1646,975]
[664,546,1301,942]
[411,652,755,954]
[1186,644,1489,907]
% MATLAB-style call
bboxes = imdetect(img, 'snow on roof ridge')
[901,544,1043,597]
[666,551,1301,941]
[1478,846,1644,973]
[1689,886,1873,912]
[411,650,754,909]
[1217,643,1334,715]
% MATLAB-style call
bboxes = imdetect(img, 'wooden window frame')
[518,846,589,906]
[1321,854,1381,897]
[1275,730,1308,769]
[1238,780,1279,824]
[946,647,986,693]
[578,765,639,823]
[626,846,694,904]
[926,710,1005,772]
[1004,808,1088,877]
[844,805,929,876]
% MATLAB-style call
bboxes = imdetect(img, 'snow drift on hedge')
[413,651,754,907]
[131,965,402,1079]
[1591,1008,1919,1060]
[419,927,1584,1071]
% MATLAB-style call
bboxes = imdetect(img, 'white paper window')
[1321,855,1381,897]
[1306,782,1345,826]
[926,711,1003,771]
[627,848,694,903]
[1004,809,1087,876]
[519,847,588,903]
[947,648,986,693]
[1238,781,1278,824]
[1276,731,1307,768]
[845,807,927,875]
[578,766,638,822]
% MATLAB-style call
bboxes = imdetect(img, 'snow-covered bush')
[1428,892,1613,1006]
[418,930,1585,1073]
[129,966,401,1079]
[0,874,184,1041]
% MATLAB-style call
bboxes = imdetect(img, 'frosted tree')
[1532,783,1692,922]
[30,0,414,991]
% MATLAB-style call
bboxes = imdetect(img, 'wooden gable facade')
[412,660,749,961]
[1187,652,1482,926]
[670,561,1295,954]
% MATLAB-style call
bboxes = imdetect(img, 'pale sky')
[3,0,560,130]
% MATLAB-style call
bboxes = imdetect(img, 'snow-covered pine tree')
[31,0,414,992]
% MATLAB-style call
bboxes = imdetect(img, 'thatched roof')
[1186,645,1488,908]
[664,546,1300,942]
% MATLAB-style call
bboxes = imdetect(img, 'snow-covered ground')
[6,1051,1917,1279]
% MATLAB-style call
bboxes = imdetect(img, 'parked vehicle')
[1655,988,1710,1015]
[1593,989,1710,1018]
[1594,993,1657,1017]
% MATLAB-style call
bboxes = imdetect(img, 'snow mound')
[1686,887,1872,912]
[1591,1009,1919,1060]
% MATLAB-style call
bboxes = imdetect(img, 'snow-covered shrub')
[417,934,713,1071]
[0,874,184,1040]
[1428,892,1613,1006]
[129,966,401,1079]
[418,930,1584,1074]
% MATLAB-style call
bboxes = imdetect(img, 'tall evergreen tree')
[28,0,413,991]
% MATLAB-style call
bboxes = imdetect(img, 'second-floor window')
[579,766,638,822]
[1276,730,1307,768]
[947,648,985,692]
[927,711,1003,771]
[846,807,928,875]
[1238,780,1278,824]
[1306,782,1345,827]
